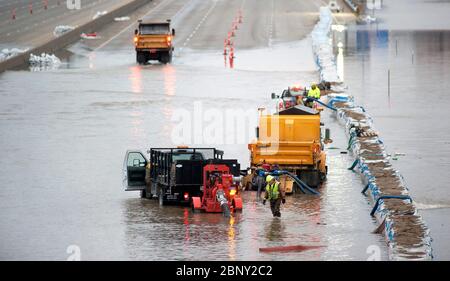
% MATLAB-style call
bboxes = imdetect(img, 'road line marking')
[180,0,217,51]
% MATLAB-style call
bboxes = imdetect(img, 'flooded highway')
[2,0,448,261]
[336,0,450,260]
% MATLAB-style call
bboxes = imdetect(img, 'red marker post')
[229,46,234,68]
[12,8,16,20]
[44,0,48,10]
[29,3,33,14]
[223,39,228,55]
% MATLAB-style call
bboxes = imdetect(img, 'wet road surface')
[0,0,392,260]
[0,0,137,49]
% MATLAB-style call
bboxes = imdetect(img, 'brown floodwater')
[0,40,388,260]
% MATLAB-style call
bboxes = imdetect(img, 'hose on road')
[268,170,320,195]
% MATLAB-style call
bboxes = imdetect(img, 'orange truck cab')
[134,19,175,64]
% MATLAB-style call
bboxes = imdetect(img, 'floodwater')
[0,0,446,262]
[0,37,390,260]
[335,0,450,260]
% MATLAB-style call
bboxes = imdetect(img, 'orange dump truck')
[247,105,328,193]
[134,19,175,64]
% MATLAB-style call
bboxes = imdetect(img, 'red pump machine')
[191,164,243,216]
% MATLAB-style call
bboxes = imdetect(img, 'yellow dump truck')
[134,19,175,64]
[247,105,328,193]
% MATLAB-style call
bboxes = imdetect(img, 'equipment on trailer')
[191,164,243,217]
[123,147,241,210]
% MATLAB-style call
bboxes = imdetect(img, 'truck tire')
[140,189,146,198]
[160,52,170,64]
[136,51,146,64]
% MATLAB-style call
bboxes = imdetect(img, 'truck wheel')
[160,53,170,64]
[136,52,146,64]
[140,189,147,198]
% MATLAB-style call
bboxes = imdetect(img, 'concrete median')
[0,0,153,73]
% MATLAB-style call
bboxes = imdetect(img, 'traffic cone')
[229,50,234,68]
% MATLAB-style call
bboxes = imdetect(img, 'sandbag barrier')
[311,7,433,260]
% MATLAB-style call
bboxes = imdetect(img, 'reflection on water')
[336,44,344,81]
[129,65,143,94]
[162,64,176,144]
[265,219,285,241]
[163,65,176,97]
[228,216,236,260]
[335,16,450,259]
[128,66,145,144]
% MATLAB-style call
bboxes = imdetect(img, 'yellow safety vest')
[307,88,321,99]
[266,182,280,200]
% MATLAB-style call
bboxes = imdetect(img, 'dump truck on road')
[134,19,175,64]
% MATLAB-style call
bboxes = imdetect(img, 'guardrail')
[0,0,152,73]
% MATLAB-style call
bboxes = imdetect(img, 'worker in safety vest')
[306,84,321,107]
[263,175,286,217]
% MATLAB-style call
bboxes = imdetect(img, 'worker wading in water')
[263,175,286,217]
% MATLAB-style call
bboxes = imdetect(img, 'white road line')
[179,0,217,52]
